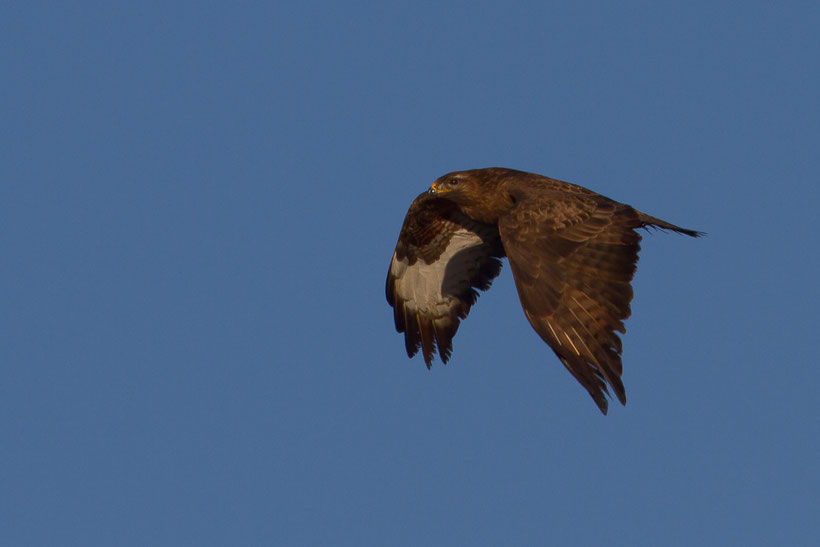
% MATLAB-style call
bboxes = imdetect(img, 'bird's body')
[386,167,701,414]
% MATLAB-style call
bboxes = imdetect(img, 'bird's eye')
[450,178,459,186]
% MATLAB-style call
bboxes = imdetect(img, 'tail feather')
[636,212,704,238]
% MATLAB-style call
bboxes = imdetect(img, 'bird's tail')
[636,211,704,238]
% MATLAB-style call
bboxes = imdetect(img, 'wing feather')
[499,191,642,414]
[386,193,505,367]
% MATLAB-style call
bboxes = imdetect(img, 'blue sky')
[3,2,819,545]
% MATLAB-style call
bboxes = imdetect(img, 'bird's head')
[428,172,471,198]
[427,168,516,225]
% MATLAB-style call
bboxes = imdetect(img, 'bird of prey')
[385,167,701,414]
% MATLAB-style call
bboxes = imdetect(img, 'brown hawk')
[386,167,702,414]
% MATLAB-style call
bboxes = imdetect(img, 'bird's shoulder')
[394,192,499,264]
[500,174,627,236]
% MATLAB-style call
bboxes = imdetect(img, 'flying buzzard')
[385,167,701,414]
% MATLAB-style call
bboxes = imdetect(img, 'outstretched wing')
[386,192,505,367]
[498,186,644,414]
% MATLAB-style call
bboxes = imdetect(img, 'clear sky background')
[3,2,819,545]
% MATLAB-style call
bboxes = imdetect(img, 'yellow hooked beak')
[428,181,451,195]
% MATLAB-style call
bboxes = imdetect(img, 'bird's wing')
[386,192,505,366]
[498,186,643,414]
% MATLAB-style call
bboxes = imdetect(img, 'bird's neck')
[459,192,515,225]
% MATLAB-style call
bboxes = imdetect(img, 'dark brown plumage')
[386,167,702,414]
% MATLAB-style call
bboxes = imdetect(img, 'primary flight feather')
[386,167,702,414]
